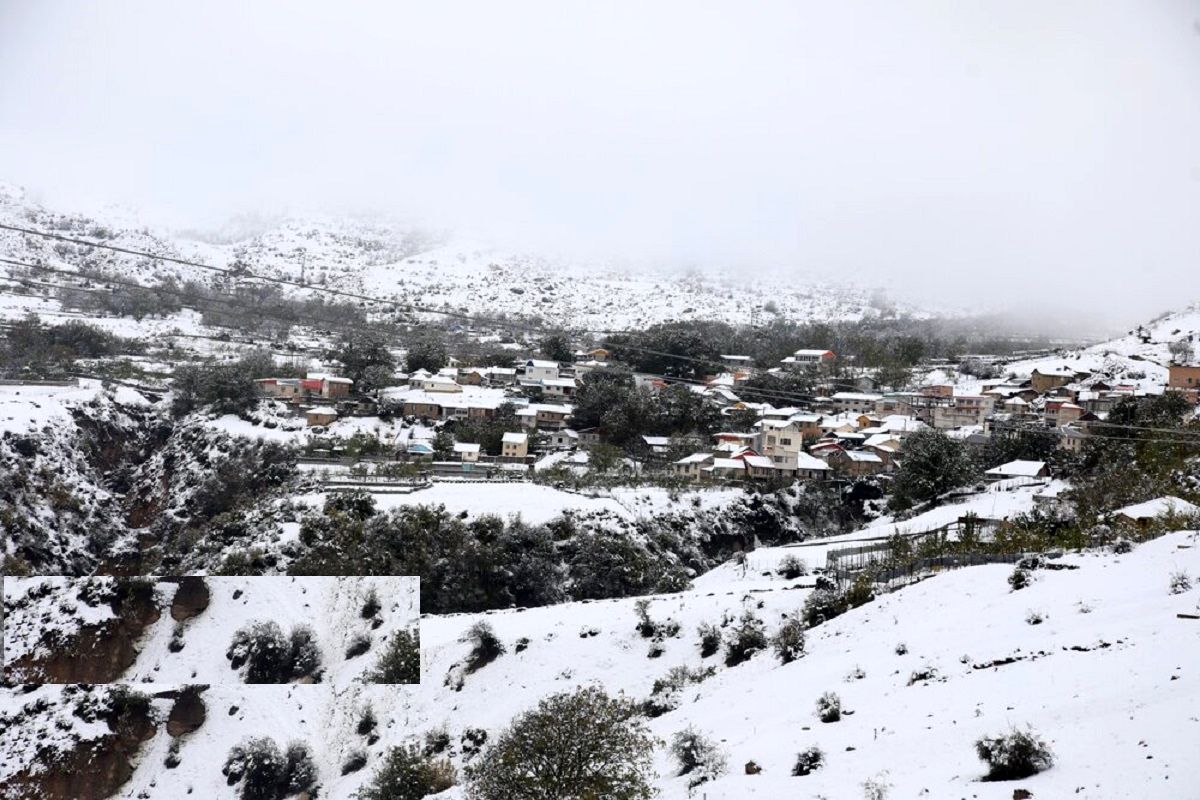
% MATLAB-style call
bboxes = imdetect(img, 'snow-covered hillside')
[0,182,909,331]
[2,577,418,685]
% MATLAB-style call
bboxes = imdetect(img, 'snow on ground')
[0,378,107,434]
[124,577,418,685]
[294,481,744,525]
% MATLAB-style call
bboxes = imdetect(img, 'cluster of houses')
[257,340,1200,481]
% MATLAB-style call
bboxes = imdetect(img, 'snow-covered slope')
[2,577,418,685]
[0,181,909,331]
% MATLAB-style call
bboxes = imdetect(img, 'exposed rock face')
[168,576,211,621]
[5,580,160,683]
[164,685,208,738]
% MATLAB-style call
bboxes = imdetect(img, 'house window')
[781,438,792,445]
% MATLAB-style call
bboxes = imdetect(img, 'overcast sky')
[1,1,1198,327]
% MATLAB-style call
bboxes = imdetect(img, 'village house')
[829,392,885,416]
[257,373,354,403]
[984,459,1048,481]
[1113,495,1199,529]
[500,431,529,461]
[781,348,835,368]
[794,451,833,480]
[305,406,338,427]
[753,415,820,469]
[931,395,995,430]
[521,359,561,382]
[453,442,481,462]
[826,448,884,476]
[541,377,577,399]
[1043,400,1084,427]
[1059,425,1087,453]
[1029,368,1084,394]
[704,457,749,480]
[673,452,713,479]
[1168,364,1200,402]
[546,429,580,450]
[517,403,573,430]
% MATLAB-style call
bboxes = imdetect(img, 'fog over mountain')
[2,1,1199,328]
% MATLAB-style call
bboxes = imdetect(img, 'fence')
[824,516,1023,590]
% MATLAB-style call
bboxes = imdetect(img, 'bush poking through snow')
[464,621,506,673]
[974,727,1055,781]
[466,686,655,800]
[222,737,317,800]
[844,573,875,608]
[723,611,768,667]
[697,622,722,658]
[670,727,728,789]
[792,746,825,776]
[1169,570,1193,595]
[357,746,456,800]
[771,617,807,664]
[894,642,908,656]
[1111,537,1134,554]
[908,665,939,685]
[777,554,809,579]
[802,588,849,628]
[1025,610,1045,625]
[861,773,892,800]
[642,665,716,717]
[226,621,322,684]
[356,706,377,737]
[816,691,841,723]
[1008,568,1032,591]
[365,627,420,683]
[360,587,382,619]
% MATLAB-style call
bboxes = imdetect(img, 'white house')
[522,359,561,382]
[984,460,1048,481]
[452,442,481,463]
[501,431,529,461]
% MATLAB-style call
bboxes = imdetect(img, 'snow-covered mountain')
[0,182,912,331]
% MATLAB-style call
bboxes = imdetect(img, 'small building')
[827,449,884,476]
[305,406,338,427]
[522,359,561,382]
[781,349,835,368]
[1030,368,1078,395]
[501,431,529,461]
[673,452,713,479]
[453,442,481,463]
[1168,364,1200,401]
[830,392,885,416]
[546,429,580,450]
[1113,496,1199,529]
[984,460,1048,481]
[794,451,832,480]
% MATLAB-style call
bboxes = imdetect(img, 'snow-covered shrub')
[227,622,292,684]
[802,588,848,627]
[1169,570,1193,595]
[287,625,322,680]
[357,746,456,800]
[792,746,825,776]
[365,627,420,683]
[423,727,451,756]
[634,599,680,640]
[642,665,716,717]
[464,621,505,674]
[670,727,728,789]
[222,737,316,800]
[723,611,767,667]
[697,622,722,658]
[467,687,655,800]
[975,727,1055,780]
[777,554,809,579]
[816,691,841,723]
[845,665,867,681]
[861,772,892,800]
[1111,537,1134,554]
[1025,610,1045,625]
[360,587,382,619]
[908,665,940,685]
[1008,568,1032,591]
[894,642,908,656]
[771,617,806,664]
[1017,555,1044,571]
[356,706,377,737]
[844,573,875,608]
